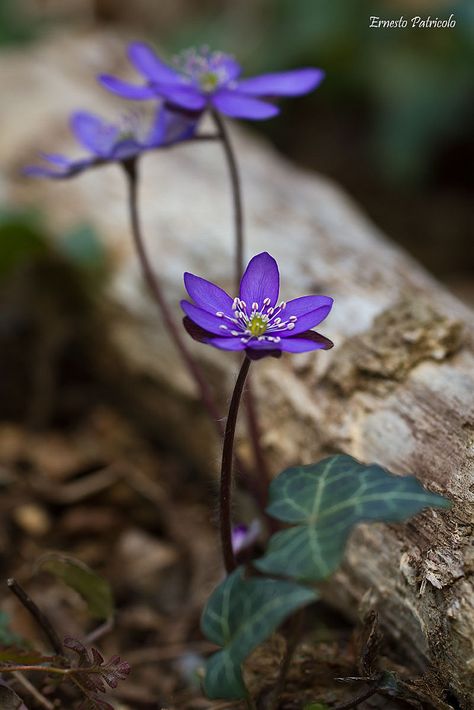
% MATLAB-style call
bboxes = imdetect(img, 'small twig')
[84,617,114,645]
[0,665,69,676]
[7,578,64,657]
[12,671,55,710]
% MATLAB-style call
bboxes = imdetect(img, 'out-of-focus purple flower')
[231,521,261,555]
[99,43,325,121]
[181,252,334,359]
[25,106,196,179]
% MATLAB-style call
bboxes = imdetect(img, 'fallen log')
[3,31,474,708]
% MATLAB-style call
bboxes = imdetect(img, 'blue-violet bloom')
[99,43,325,120]
[25,106,196,179]
[232,521,261,555]
[181,252,334,359]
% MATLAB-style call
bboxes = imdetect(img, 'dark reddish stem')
[123,159,224,434]
[211,110,272,499]
[220,356,251,573]
[210,110,244,293]
[123,158,261,501]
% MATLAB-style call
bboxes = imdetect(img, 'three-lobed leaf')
[201,567,318,699]
[256,454,450,582]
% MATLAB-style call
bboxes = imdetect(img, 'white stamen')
[216,311,224,317]
[219,325,228,330]
[274,336,281,343]
[278,301,287,309]
[258,336,265,341]
[289,315,297,322]
[231,330,240,336]
[273,317,281,325]
[241,337,249,343]
[263,297,271,306]
[267,308,274,316]
[287,323,295,330]
[252,302,259,311]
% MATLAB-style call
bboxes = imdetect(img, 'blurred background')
[1,0,473,296]
[0,3,472,706]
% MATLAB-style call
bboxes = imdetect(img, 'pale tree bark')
[2,32,473,708]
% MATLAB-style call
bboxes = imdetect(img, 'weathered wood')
[3,32,474,707]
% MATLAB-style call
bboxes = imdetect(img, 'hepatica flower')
[182,252,333,359]
[99,43,325,120]
[25,106,195,179]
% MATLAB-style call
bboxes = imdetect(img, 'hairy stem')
[220,356,251,573]
[211,110,271,500]
[7,578,64,657]
[123,159,261,500]
[124,159,223,430]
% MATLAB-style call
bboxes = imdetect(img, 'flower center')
[174,46,234,92]
[248,314,268,337]
[198,71,220,92]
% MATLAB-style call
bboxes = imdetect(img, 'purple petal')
[110,139,142,161]
[232,520,261,554]
[237,68,325,97]
[70,112,118,156]
[205,336,247,351]
[184,272,234,315]
[24,165,67,178]
[280,331,334,352]
[221,57,242,81]
[181,301,234,336]
[128,42,180,84]
[246,345,282,361]
[281,295,333,335]
[239,252,280,309]
[212,90,279,119]
[24,157,94,179]
[147,108,197,147]
[183,316,212,344]
[157,84,207,111]
[98,74,157,100]
[38,152,71,165]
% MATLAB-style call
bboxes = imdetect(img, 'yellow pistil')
[248,314,267,337]
[199,71,220,92]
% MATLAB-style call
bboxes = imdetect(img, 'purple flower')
[181,252,334,359]
[25,106,196,179]
[232,521,261,555]
[99,43,325,121]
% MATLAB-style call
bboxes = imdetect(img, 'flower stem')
[220,356,251,573]
[123,158,224,434]
[123,158,263,502]
[210,110,244,293]
[211,110,272,500]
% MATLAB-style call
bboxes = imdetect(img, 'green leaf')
[37,553,114,620]
[200,567,317,699]
[256,455,451,582]
[0,648,55,664]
